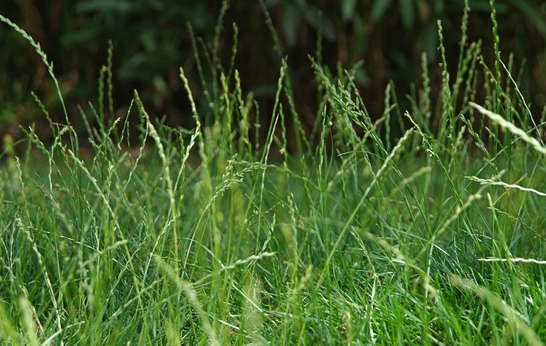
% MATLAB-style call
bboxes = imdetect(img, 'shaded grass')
[2,1,546,345]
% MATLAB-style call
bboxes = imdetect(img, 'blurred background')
[1,0,545,151]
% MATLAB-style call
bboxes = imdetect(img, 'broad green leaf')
[371,0,393,22]
[399,0,415,30]
[342,0,358,22]
[284,4,301,47]
[301,5,336,42]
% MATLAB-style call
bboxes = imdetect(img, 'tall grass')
[2,1,546,345]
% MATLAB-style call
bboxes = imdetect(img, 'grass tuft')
[1,2,546,345]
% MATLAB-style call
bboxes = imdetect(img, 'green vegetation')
[2,1,546,345]
[2,0,546,143]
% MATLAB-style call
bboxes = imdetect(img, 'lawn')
[2,3,546,345]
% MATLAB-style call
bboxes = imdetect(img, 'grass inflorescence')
[2,1,546,345]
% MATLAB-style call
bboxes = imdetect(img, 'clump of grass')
[1,0,546,345]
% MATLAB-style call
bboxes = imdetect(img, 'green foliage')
[2,1,546,345]
[65,0,215,81]
[2,0,546,150]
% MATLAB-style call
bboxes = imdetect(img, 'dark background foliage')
[1,0,545,149]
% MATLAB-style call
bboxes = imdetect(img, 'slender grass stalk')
[2,2,546,345]
[470,102,546,156]
[452,275,544,346]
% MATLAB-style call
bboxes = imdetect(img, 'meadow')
[1,2,546,345]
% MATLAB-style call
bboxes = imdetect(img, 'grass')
[2,1,546,345]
